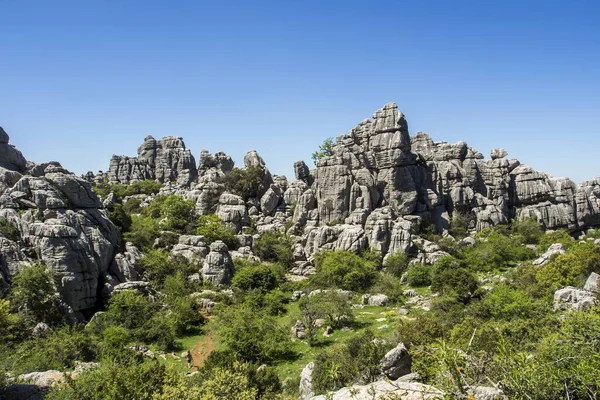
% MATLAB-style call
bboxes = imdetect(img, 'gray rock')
[299,362,314,400]
[216,193,248,232]
[110,243,142,282]
[470,386,507,400]
[362,293,389,306]
[533,243,565,266]
[309,379,443,400]
[18,370,65,387]
[294,160,310,181]
[380,342,412,380]
[584,272,600,294]
[490,148,508,160]
[291,320,306,339]
[201,241,234,285]
[554,286,596,311]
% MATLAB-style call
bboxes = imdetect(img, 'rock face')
[107,136,197,186]
[201,241,234,285]
[299,362,315,400]
[308,379,443,400]
[0,151,120,315]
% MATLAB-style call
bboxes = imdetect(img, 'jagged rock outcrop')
[0,159,120,314]
[171,235,209,263]
[109,242,142,282]
[201,241,234,285]
[107,136,197,186]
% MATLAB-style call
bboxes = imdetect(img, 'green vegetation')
[311,137,334,165]
[254,232,294,269]
[196,214,239,249]
[94,179,162,200]
[225,165,266,201]
[0,218,20,242]
[311,250,378,291]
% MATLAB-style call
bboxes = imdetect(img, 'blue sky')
[1,0,598,182]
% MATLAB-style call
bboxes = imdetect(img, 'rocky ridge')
[2,102,600,316]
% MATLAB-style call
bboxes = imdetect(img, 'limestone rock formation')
[107,136,197,186]
[554,286,597,311]
[201,241,234,285]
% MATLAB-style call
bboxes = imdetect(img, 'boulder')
[201,241,234,285]
[554,287,596,311]
[532,243,565,266]
[299,362,315,400]
[380,342,412,380]
[362,294,389,307]
[584,272,600,294]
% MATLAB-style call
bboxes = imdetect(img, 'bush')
[123,215,159,250]
[47,359,168,400]
[0,218,20,242]
[109,203,132,234]
[405,263,432,287]
[398,312,449,348]
[10,264,63,325]
[232,263,284,293]
[536,241,600,290]
[312,250,378,291]
[7,325,98,375]
[511,218,543,244]
[214,305,291,364]
[160,195,196,232]
[538,229,576,252]
[312,331,388,394]
[299,291,353,345]
[431,264,478,303]
[139,250,196,288]
[254,232,294,269]
[196,214,239,249]
[463,231,535,271]
[225,166,266,201]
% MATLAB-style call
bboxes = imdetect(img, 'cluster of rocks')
[554,272,599,311]
[0,129,121,317]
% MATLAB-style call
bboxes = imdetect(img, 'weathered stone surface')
[533,243,565,266]
[201,241,234,285]
[109,242,142,282]
[171,235,208,263]
[362,293,389,307]
[299,362,315,400]
[107,136,197,186]
[294,160,310,182]
[216,193,248,232]
[18,370,65,387]
[584,272,600,294]
[554,287,597,311]
[309,379,443,400]
[0,164,120,313]
[0,127,27,174]
[380,342,412,380]
[470,386,508,400]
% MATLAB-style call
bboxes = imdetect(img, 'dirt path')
[191,331,216,368]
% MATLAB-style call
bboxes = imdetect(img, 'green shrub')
[139,250,196,288]
[311,137,334,166]
[7,325,98,375]
[537,229,575,252]
[214,305,291,364]
[398,312,449,348]
[123,215,159,250]
[109,203,132,234]
[47,359,168,400]
[431,265,478,303]
[536,241,600,290]
[254,232,294,269]
[9,264,64,325]
[225,166,266,201]
[312,331,388,394]
[232,263,284,292]
[312,250,378,291]
[405,263,432,287]
[160,195,196,232]
[511,218,543,244]
[196,214,239,248]
[0,218,20,242]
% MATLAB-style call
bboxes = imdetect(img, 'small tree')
[196,214,239,249]
[10,264,63,324]
[311,137,334,165]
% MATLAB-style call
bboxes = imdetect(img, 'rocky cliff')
[0,130,120,318]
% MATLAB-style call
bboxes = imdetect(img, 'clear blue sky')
[1,0,598,182]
